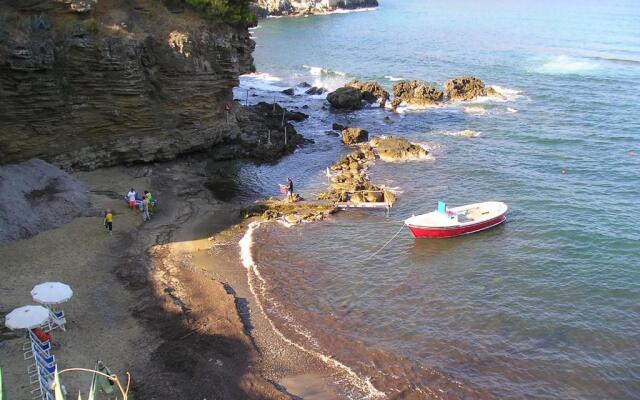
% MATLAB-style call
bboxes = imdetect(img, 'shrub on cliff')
[184,0,257,26]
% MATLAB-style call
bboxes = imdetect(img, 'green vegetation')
[183,0,256,26]
[83,18,98,33]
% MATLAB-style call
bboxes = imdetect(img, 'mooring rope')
[361,224,406,263]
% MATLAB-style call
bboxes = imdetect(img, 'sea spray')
[239,221,385,399]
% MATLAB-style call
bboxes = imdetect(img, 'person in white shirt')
[127,188,137,210]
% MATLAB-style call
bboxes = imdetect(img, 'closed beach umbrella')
[4,305,50,330]
[31,282,73,305]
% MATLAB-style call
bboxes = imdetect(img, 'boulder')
[370,136,428,161]
[305,86,326,95]
[391,80,443,109]
[485,86,505,99]
[332,123,346,131]
[444,76,488,101]
[341,128,369,145]
[326,87,363,110]
[345,80,389,107]
[281,88,295,96]
[298,81,312,88]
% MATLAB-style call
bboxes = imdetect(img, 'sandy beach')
[0,156,340,399]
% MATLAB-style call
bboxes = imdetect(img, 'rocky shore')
[253,0,378,17]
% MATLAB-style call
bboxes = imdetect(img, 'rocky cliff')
[0,0,274,170]
[253,0,378,16]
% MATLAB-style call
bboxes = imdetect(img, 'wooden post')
[284,126,287,145]
[281,109,286,127]
[273,95,276,111]
[245,90,249,106]
[267,129,271,145]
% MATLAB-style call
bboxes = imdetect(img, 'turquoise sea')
[230,0,640,398]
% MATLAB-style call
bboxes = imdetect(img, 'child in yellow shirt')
[104,210,113,235]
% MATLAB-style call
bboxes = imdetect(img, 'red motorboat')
[405,201,508,238]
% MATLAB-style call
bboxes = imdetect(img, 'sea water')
[231,0,640,398]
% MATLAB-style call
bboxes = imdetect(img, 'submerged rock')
[305,86,326,95]
[391,80,443,109]
[281,88,295,96]
[345,80,389,107]
[341,128,369,145]
[326,87,363,110]
[332,123,346,131]
[370,136,428,161]
[444,76,489,101]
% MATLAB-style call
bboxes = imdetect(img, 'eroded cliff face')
[0,0,262,169]
[254,0,378,16]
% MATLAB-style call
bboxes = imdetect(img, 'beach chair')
[46,310,66,332]
[28,352,56,383]
[24,333,51,360]
[30,370,53,400]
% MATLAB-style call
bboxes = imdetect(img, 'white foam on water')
[320,7,378,15]
[441,130,481,138]
[239,72,285,93]
[303,65,347,77]
[239,222,385,399]
[248,24,262,31]
[506,107,519,113]
[533,55,599,74]
[384,75,404,82]
[464,105,486,114]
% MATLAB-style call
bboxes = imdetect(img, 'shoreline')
[0,155,344,399]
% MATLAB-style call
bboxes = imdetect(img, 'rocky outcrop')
[369,136,428,161]
[317,145,395,205]
[444,76,498,101]
[253,0,378,16]
[212,102,309,161]
[0,1,259,170]
[341,127,368,145]
[0,159,90,244]
[345,80,389,107]
[391,80,443,109]
[326,87,363,110]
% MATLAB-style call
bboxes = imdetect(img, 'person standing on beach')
[104,210,113,235]
[286,177,294,202]
[145,190,154,215]
[127,188,137,211]
[141,197,150,222]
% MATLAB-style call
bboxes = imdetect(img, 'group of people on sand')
[103,188,155,235]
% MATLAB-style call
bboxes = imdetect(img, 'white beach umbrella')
[4,305,50,330]
[31,282,73,305]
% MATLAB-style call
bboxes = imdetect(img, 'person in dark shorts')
[286,177,294,202]
[104,209,113,235]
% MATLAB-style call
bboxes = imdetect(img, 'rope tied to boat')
[361,224,405,263]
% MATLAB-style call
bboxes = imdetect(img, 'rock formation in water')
[369,136,428,161]
[444,75,503,101]
[253,0,378,16]
[0,0,292,170]
[345,80,389,107]
[391,80,443,109]
[341,127,368,144]
[326,87,363,110]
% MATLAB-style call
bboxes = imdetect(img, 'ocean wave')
[441,130,481,138]
[239,222,385,399]
[384,75,404,82]
[238,72,285,93]
[303,65,347,77]
[319,7,378,15]
[506,107,519,113]
[464,105,486,114]
[533,55,599,74]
